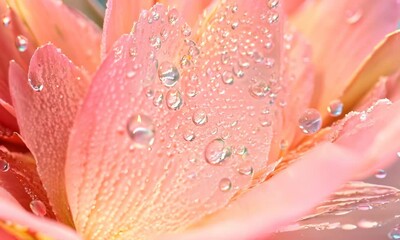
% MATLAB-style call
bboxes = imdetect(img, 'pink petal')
[8,44,91,226]
[291,0,400,111]
[0,187,81,240]
[0,146,55,219]
[282,0,306,15]
[158,0,213,26]
[67,1,286,238]
[161,142,361,240]
[8,0,102,73]
[101,0,154,56]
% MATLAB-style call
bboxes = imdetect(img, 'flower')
[0,0,400,239]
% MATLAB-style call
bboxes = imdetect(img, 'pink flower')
[0,0,400,239]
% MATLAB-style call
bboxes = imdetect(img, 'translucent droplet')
[30,200,47,217]
[327,99,344,117]
[183,129,195,142]
[231,21,239,30]
[28,78,44,92]
[205,139,231,165]
[298,108,322,134]
[268,11,279,24]
[2,14,11,27]
[238,162,253,176]
[358,220,378,229]
[168,8,179,25]
[150,35,161,49]
[158,61,180,87]
[166,89,183,110]
[236,145,248,156]
[267,0,279,9]
[249,82,270,98]
[388,225,400,239]
[341,224,357,230]
[222,71,234,85]
[181,23,191,37]
[153,91,163,107]
[188,46,200,56]
[280,139,289,151]
[192,109,208,126]
[0,160,10,172]
[16,35,28,52]
[375,169,387,179]
[346,9,363,24]
[219,178,232,192]
[126,71,136,78]
[126,114,155,148]
[180,55,192,69]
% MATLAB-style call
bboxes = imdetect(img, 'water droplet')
[181,23,191,37]
[29,200,47,217]
[249,82,270,98]
[267,0,279,9]
[231,4,238,13]
[231,21,239,30]
[158,61,180,87]
[16,35,28,52]
[168,8,179,25]
[359,112,367,121]
[150,35,161,49]
[221,71,234,85]
[205,139,231,165]
[265,58,275,68]
[28,78,44,92]
[219,178,232,192]
[280,139,289,151]
[388,225,400,239]
[327,99,343,117]
[183,129,195,142]
[346,9,363,24]
[238,162,253,176]
[375,169,387,179]
[126,71,136,78]
[192,109,208,126]
[188,46,200,56]
[166,89,183,110]
[358,220,378,229]
[126,114,155,148]
[298,108,322,134]
[0,160,10,172]
[341,224,357,230]
[268,11,279,24]
[236,145,248,156]
[180,55,192,69]
[2,13,11,27]
[153,91,163,107]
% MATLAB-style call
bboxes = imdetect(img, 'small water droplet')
[375,169,387,179]
[2,13,11,27]
[0,160,10,172]
[221,71,234,85]
[341,224,357,230]
[231,4,238,13]
[249,82,270,98]
[16,35,28,52]
[29,200,47,217]
[153,91,163,107]
[238,162,253,176]
[298,108,322,134]
[268,11,279,24]
[267,0,279,9]
[127,114,155,148]
[188,46,200,56]
[150,35,161,49]
[192,109,208,126]
[280,139,289,151]
[158,61,180,87]
[183,129,195,142]
[388,225,400,239]
[346,9,363,24]
[236,145,248,156]
[219,178,232,191]
[28,78,44,92]
[358,220,378,229]
[168,8,179,25]
[327,99,344,117]
[231,21,239,30]
[359,112,367,121]
[166,89,183,110]
[180,55,192,69]
[126,71,136,78]
[205,139,231,165]
[181,23,191,37]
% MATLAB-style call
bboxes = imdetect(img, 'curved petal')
[0,146,54,218]
[67,1,285,239]
[290,0,400,112]
[8,45,91,226]
[101,0,154,56]
[0,187,81,240]
[8,0,102,73]
[282,0,306,16]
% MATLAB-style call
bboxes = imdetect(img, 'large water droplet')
[327,99,344,117]
[28,78,44,92]
[127,114,155,148]
[192,109,208,126]
[219,178,232,192]
[158,61,180,87]
[205,139,231,165]
[29,200,47,217]
[298,108,322,134]
[166,89,183,110]
[16,35,28,52]
[388,225,400,239]
[0,159,9,172]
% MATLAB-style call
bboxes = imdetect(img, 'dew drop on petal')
[221,71,234,85]
[181,23,192,37]
[166,89,183,110]
[2,13,11,27]
[219,178,232,192]
[126,114,155,148]
[298,108,322,134]
[249,82,270,99]
[205,139,231,165]
[29,200,47,217]
[192,109,208,126]
[0,159,9,172]
[388,225,400,239]
[375,169,387,179]
[183,129,195,142]
[158,61,180,87]
[327,99,344,117]
[168,8,179,25]
[267,0,279,9]
[153,91,163,107]
[28,78,44,92]
[358,220,378,229]
[16,35,28,52]
[268,11,279,24]
[238,162,253,176]
[346,9,363,24]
